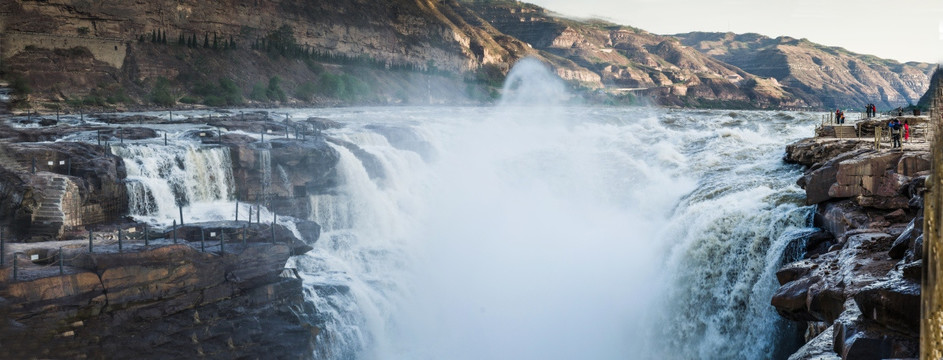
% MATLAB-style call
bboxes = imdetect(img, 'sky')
[526,0,943,64]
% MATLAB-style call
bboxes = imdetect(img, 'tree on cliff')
[204,34,210,49]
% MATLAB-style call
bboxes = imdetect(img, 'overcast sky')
[526,0,943,64]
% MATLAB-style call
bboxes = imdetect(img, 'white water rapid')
[283,61,819,360]
[113,142,235,224]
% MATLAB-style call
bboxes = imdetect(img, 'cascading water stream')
[112,142,235,224]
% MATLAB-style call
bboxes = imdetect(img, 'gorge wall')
[0,0,932,110]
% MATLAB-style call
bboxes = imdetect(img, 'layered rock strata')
[774,133,928,359]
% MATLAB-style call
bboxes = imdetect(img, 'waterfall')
[113,142,234,224]
[259,148,272,193]
[286,102,817,360]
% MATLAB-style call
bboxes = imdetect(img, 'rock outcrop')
[0,240,317,359]
[773,136,927,359]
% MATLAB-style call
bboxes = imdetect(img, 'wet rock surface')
[775,137,926,359]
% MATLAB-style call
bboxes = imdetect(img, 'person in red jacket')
[903,120,910,142]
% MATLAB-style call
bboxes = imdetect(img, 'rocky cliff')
[674,32,935,110]
[0,110,367,358]
[773,132,929,359]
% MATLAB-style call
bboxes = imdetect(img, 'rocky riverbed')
[775,130,929,359]
[0,111,351,359]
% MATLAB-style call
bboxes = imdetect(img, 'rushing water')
[284,104,817,360]
[106,61,819,360]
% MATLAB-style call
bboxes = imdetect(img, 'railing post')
[173,220,178,244]
[179,205,184,226]
[89,231,94,253]
[98,130,101,146]
[272,213,277,243]
[118,229,123,252]
[248,206,252,225]
[220,229,225,254]
[243,224,247,245]
[12,253,17,281]
[164,132,168,146]
[235,201,239,222]
[201,228,205,253]
[145,223,149,246]
[59,247,64,275]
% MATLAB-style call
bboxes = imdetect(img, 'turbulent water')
[284,104,817,360]
[107,61,820,360]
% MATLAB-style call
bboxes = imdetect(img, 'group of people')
[834,109,846,124]
[888,119,910,149]
[865,104,877,118]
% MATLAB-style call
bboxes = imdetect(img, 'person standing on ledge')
[904,120,910,142]
[890,119,902,149]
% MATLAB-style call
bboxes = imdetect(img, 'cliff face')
[774,135,928,359]
[674,32,935,109]
[0,0,932,110]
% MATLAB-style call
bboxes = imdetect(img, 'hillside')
[0,0,534,110]
[0,0,933,110]
[461,0,802,108]
[674,32,935,110]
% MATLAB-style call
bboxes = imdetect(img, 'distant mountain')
[461,0,802,108]
[673,32,935,110]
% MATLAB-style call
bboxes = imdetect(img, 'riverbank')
[774,124,929,359]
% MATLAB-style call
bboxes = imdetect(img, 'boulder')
[771,275,822,321]
[784,138,867,167]
[787,326,840,360]
[832,305,917,359]
[800,149,870,204]
[854,276,920,334]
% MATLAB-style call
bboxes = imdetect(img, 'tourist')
[835,109,841,123]
[890,119,902,148]
[904,120,910,142]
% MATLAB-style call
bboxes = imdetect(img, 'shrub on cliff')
[317,73,370,101]
[295,81,317,102]
[266,76,287,103]
[150,77,175,107]
[193,78,243,106]
[250,82,268,102]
